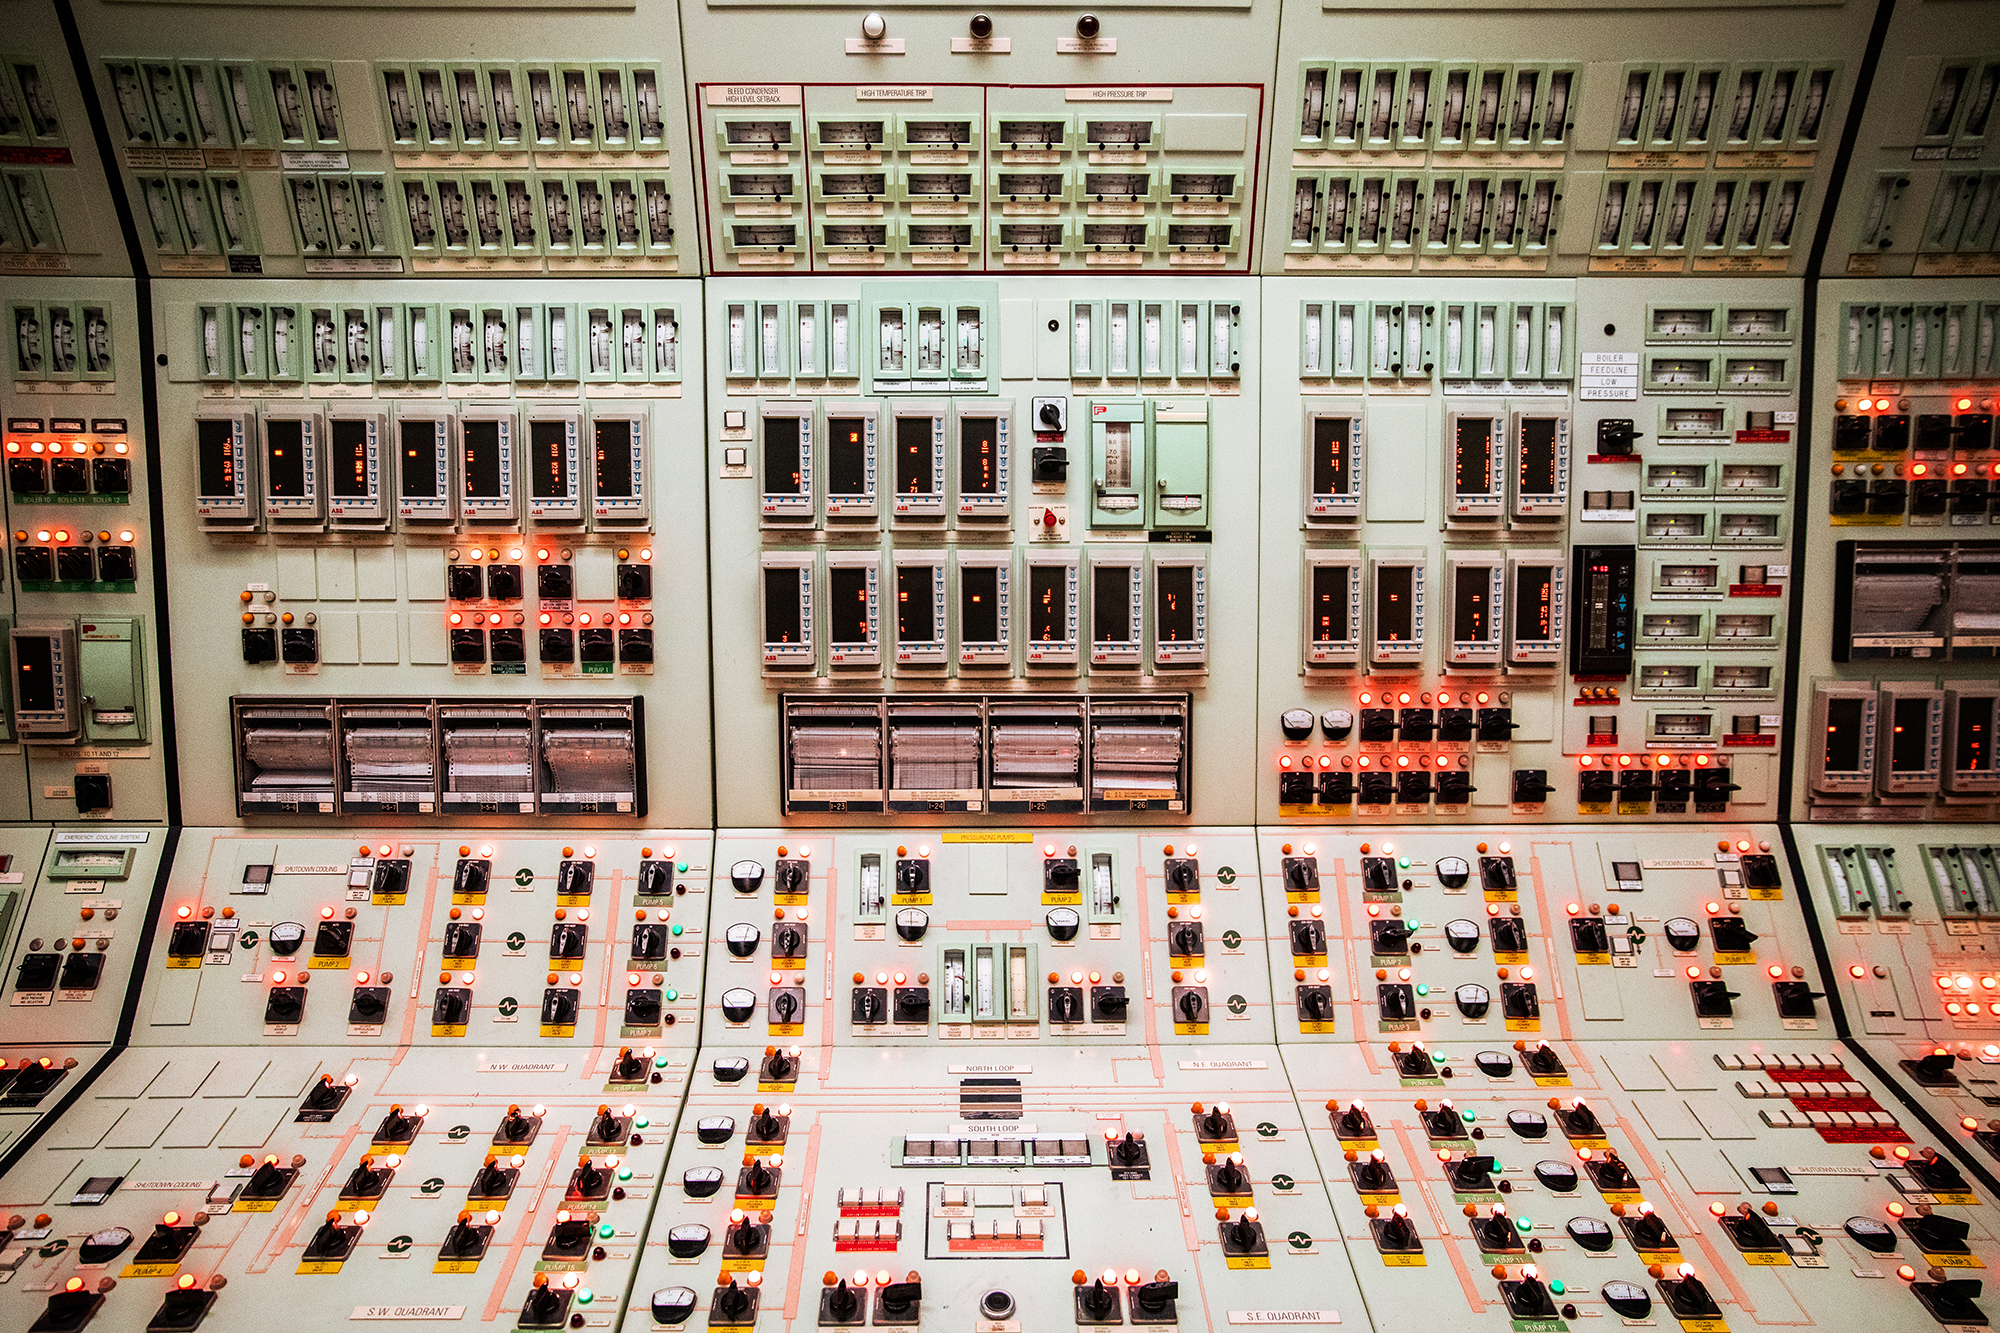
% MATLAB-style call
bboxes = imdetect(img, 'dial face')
[729,859,765,890]
[1445,918,1482,952]
[1533,1160,1579,1192]
[1281,707,1314,738]
[87,1226,133,1250]
[1602,1281,1652,1317]
[1454,983,1491,1016]
[1321,708,1353,736]
[267,921,306,956]
[1475,1050,1514,1078]
[1843,1216,1897,1252]
[1045,907,1081,939]
[681,1167,724,1196]
[665,1224,711,1255]
[1436,857,1471,888]
[1507,1110,1549,1138]
[1567,1217,1615,1251]
[724,923,762,957]
[895,907,929,941]
[1665,916,1701,949]
[719,987,756,1020]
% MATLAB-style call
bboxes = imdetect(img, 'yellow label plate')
[296,1261,346,1275]
[1381,1253,1426,1267]
[1226,1255,1273,1269]
[1740,1250,1790,1265]
[433,1260,482,1274]
[120,1263,180,1279]
[165,956,203,969]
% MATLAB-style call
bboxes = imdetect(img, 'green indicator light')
[665,988,679,1002]
[1517,1216,1533,1233]
[617,1167,633,1181]
[676,862,687,874]
[654,1055,670,1068]
[1462,1107,1478,1122]
[634,1115,649,1128]
[597,1223,615,1239]
[575,1289,593,1305]
[670,924,683,935]
[1398,857,1410,870]
[1415,984,1430,997]
[1549,1279,1564,1295]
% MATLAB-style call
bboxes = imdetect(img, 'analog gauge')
[1533,1159,1579,1192]
[1436,857,1471,889]
[1665,916,1701,950]
[267,921,306,956]
[1843,1216,1898,1252]
[1445,918,1482,953]
[895,908,930,942]
[729,859,766,892]
[1454,983,1491,1018]
[1507,1110,1550,1139]
[1602,1281,1652,1318]
[724,923,762,958]
[1045,907,1081,941]
[665,1224,711,1258]
[1567,1217,1615,1252]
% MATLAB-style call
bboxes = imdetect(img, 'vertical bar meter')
[195,407,257,529]
[1809,683,1877,797]
[1368,551,1426,668]
[1089,549,1143,671]
[395,410,454,523]
[956,549,1013,668]
[1446,406,1504,522]
[524,407,583,523]
[1303,551,1362,672]
[327,410,386,527]
[1510,407,1569,519]
[824,404,879,524]
[1877,683,1943,796]
[458,405,518,525]
[1505,550,1566,666]
[1446,552,1504,667]
[11,623,78,738]
[1303,401,1364,526]
[760,551,816,674]
[1023,549,1080,670]
[1151,552,1207,669]
[1089,400,1145,527]
[892,551,947,671]
[1148,399,1210,529]
[954,400,1011,525]
[891,401,946,521]
[759,400,813,526]
[1944,687,2000,795]
[589,412,648,527]
[826,549,883,670]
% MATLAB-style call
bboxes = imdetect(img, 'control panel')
[1257,277,1796,823]
[2,3,2000,1333]
[4,278,169,822]
[714,276,1255,827]
[65,0,700,278]
[149,278,710,826]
